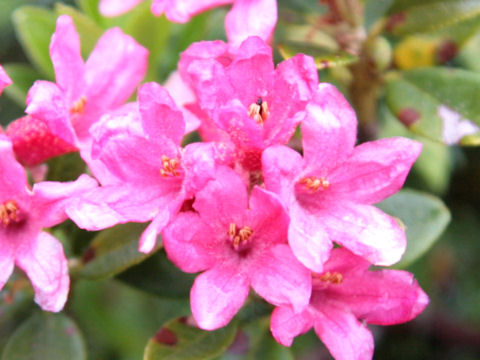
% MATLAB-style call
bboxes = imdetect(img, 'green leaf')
[117,250,195,299]
[79,223,159,280]
[278,42,358,69]
[143,318,237,360]
[12,6,56,79]
[1,312,86,360]
[1,63,40,107]
[387,0,480,39]
[377,189,451,268]
[54,3,104,58]
[385,68,480,145]
[75,0,102,25]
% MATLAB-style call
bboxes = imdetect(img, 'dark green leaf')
[12,6,56,79]
[79,223,159,280]
[1,312,86,360]
[386,68,480,145]
[117,250,195,299]
[1,64,39,106]
[144,318,237,360]
[377,189,451,268]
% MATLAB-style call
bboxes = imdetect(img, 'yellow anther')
[0,200,21,227]
[228,223,254,251]
[299,176,330,192]
[70,96,87,114]
[247,98,270,124]
[160,155,180,177]
[315,271,343,285]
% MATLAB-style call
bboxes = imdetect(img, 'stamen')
[299,176,330,192]
[0,200,22,227]
[314,271,343,284]
[247,97,270,124]
[160,155,180,177]
[228,223,254,251]
[70,96,87,114]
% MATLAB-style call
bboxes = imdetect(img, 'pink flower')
[25,15,148,150]
[0,135,97,311]
[271,248,429,360]
[163,166,311,330]
[179,36,318,171]
[66,82,216,253]
[0,65,12,95]
[262,83,422,272]
[100,0,277,47]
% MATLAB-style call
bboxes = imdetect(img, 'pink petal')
[16,232,69,312]
[85,28,148,111]
[99,0,143,16]
[50,15,85,101]
[0,235,15,291]
[329,137,422,204]
[191,266,250,330]
[301,83,357,172]
[0,135,28,200]
[251,244,311,312]
[288,202,332,272]
[31,174,98,228]
[138,82,185,145]
[225,0,277,47]
[321,203,406,266]
[163,212,216,273]
[193,166,248,231]
[152,0,233,22]
[0,65,12,94]
[182,142,216,194]
[312,303,374,360]
[26,81,75,145]
[270,306,313,347]
[262,145,302,206]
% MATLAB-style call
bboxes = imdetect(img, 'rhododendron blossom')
[163,166,311,330]
[26,15,148,151]
[0,135,97,311]
[262,83,422,272]
[271,248,429,360]
[66,82,216,253]
[0,65,12,95]
[179,36,318,171]
[100,0,277,46]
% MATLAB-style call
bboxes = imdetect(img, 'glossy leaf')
[143,318,237,360]
[79,223,159,280]
[12,6,56,79]
[387,0,480,39]
[1,63,40,106]
[386,68,480,145]
[278,42,358,69]
[1,312,87,360]
[377,189,451,268]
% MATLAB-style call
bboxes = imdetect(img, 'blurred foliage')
[1,0,480,359]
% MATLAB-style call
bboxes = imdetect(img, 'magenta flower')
[0,135,97,311]
[163,166,311,330]
[179,36,318,171]
[271,248,428,360]
[100,0,277,47]
[66,82,216,253]
[0,65,12,95]
[262,83,422,272]
[25,15,148,149]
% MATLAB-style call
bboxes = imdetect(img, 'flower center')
[160,155,180,177]
[0,200,22,227]
[299,176,330,192]
[228,223,253,252]
[247,97,270,125]
[70,96,87,114]
[314,271,343,285]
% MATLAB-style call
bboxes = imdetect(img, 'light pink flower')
[262,83,422,272]
[163,166,311,330]
[100,0,276,47]
[179,36,318,171]
[66,82,216,253]
[0,65,12,95]
[0,135,97,311]
[271,248,429,360]
[25,15,148,149]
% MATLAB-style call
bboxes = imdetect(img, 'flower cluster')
[1,5,428,359]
